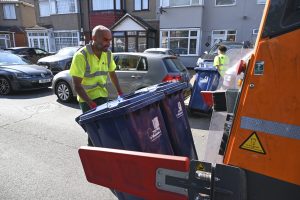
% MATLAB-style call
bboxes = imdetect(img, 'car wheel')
[55,81,73,103]
[0,77,11,95]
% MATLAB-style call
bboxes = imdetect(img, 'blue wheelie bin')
[135,82,198,160]
[77,92,174,200]
[188,67,220,113]
[77,92,174,154]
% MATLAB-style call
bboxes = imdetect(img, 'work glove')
[89,101,97,109]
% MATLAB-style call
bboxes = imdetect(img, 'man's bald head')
[91,25,112,52]
[92,25,111,38]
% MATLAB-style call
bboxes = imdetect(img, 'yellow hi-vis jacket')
[213,54,229,77]
[69,44,116,102]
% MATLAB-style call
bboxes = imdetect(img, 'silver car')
[144,48,179,56]
[52,52,191,102]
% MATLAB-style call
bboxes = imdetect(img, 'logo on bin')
[148,117,162,142]
[200,76,209,83]
[176,102,184,118]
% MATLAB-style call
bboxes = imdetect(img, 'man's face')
[93,30,112,52]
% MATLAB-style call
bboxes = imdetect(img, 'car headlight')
[15,72,31,79]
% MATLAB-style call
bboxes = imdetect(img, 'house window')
[257,0,266,4]
[54,31,79,51]
[39,0,77,16]
[161,0,203,7]
[93,0,121,10]
[215,0,236,6]
[134,0,149,10]
[39,0,50,16]
[0,34,11,48]
[3,4,16,19]
[160,29,200,55]
[56,0,77,13]
[113,31,152,52]
[211,30,237,45]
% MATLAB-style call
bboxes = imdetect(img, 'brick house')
[0,0,36,49]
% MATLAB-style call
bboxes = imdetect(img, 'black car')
[196,41,248,67]
[37,46,81,74]
[0,52,53,95]
[5,47,51,64]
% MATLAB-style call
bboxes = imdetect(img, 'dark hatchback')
[37,46,81,74]
[5,47,51,64]
[0,52,53,95]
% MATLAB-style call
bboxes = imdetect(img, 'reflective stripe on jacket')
[80,44,111,93]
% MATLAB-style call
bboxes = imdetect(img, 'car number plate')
[39,79,51,83]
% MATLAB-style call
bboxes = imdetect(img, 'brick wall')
[89,11,125,29]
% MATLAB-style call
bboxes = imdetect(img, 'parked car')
[37,46,81,74]
[4,47,51,64]
[144,48,178,56]
[52,52,191,102]
[0,52,53,95]
[196,41,248,67]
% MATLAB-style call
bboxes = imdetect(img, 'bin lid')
[75,91,155,124]
[135,82,188,95]
[78,92,165,125]
[194,66,218,72]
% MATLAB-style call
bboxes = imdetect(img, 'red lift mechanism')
[79,147,190,200]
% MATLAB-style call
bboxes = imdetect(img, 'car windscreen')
[164,58,186,73]
[146,51,166,55]
[0,53,28,65]
[56,47,78,56]
[209,44,244,55]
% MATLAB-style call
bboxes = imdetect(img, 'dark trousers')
[79,97,108,146]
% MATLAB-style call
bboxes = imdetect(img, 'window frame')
[115,55,148,71]
[39,0,50,17]
[211,29,237,46]
[55,0,78,14]
[53,30,79,51]
[160,0,204,8]
[215,0,236,7]
[160,28,201,56]
[39,0,78,17]
[3,4,17,19]
[134,0,149,11]
[92,0,122,11]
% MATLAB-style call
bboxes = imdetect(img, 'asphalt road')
[0,88,210,200]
